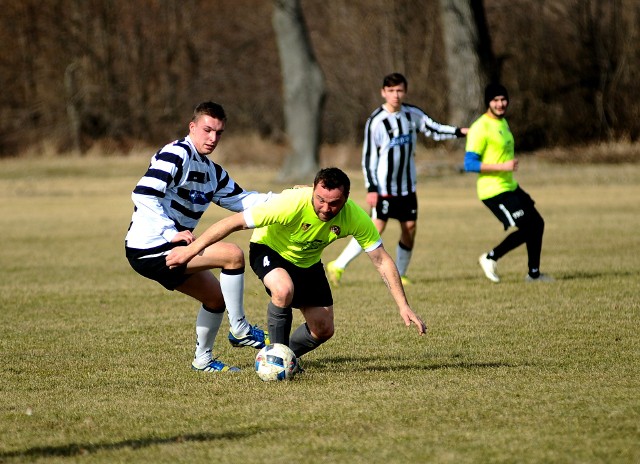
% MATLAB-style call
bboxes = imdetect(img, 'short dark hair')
[313,167,350,198]
[382,73,408,90]
[192,101,227,122]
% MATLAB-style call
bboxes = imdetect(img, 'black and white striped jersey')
[125,135,271,252]
[362,104,460,197]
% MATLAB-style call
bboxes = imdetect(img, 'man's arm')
[464,151,518,173]
[362,118,380,196]
[366,246,426,335]
[166,212,249,268]
[419,110,467,141]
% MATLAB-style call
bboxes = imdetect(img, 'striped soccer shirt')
[125,135,271,253]
[362,104,460,197]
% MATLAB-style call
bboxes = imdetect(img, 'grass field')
[1,155,638,463]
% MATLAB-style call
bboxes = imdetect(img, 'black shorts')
[125,241,190,290]
[249,242,333,309]
[482,186,537,231]
[374,192,418,222]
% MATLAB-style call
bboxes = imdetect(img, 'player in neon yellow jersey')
[167,168,426,367]
[465,84,553,283]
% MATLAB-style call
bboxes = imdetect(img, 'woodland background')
[1,0,639,161]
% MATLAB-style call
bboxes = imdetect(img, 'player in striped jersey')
[327,73,467,285]
[125,102,271,373]
[166,168,426,368]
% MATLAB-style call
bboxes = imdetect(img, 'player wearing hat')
[464,84,553,283]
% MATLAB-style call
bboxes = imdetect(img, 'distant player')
[326,73,467,286]
[465,84,553,283]
[125,101,270,373]
[167,167,426,366]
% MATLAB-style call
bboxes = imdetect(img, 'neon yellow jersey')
[466,114,518,200]
[244,187,382,268]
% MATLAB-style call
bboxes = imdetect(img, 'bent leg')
[289,305,334,357]
[332,237,364,269]
[176,270,225,310]
[267,301,292,346]
[523,208,545,274]
[332,218,388,271]
[491,229,526,260]
[396,220,416,276]
[176,272,226,366]
[399,220,417,248]
[184,241,251,336]
[192,305,224,366]
[263,268,295,345]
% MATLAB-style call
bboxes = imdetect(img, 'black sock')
[267,302,292,345]
[289,323,323,358]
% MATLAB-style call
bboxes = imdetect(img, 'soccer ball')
[255,343,298,381]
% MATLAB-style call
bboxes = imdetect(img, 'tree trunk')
[438,0,489,125]
[64,62,83,155]
[272,0,326,183]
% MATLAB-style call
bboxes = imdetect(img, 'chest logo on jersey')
[187,171,206,183]
[330,225,341,235]
[189,190,208,205]
[294,239,325,251]
[389,134,411,147]
[301,223,311,231]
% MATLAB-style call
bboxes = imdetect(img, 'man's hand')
[172,230,195,244]
[367,246,427,336]
[166,246,196,269]
[366,191,379,208]
[400,306,427,335]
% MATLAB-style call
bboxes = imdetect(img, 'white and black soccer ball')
[255,343,298,381]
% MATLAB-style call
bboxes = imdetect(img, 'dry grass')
[0,154,638,464]
[535,140,640,164]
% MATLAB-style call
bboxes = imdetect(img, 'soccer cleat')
[228,325,269,349]
[191,358,240,373]
[326,261,344,286]
[479,253,500,283]
[400,275,413,286]
[293,360,305,375]
[525,273,555,283]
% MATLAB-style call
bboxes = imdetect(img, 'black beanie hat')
[484,83,509,107]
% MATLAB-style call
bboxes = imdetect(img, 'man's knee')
[223,243,245,269]
[202,304,225,314]
[267,280,294,307]
[521,210,544,234]
[200,290,226,311]
[310,319,334,341]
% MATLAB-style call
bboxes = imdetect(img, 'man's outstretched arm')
[366,245,427,335]
[166,212,248,268]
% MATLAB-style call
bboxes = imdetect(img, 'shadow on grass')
[0,429,260,460]
[335,274,481,287]
[560,269,636,280]
[308,356,526,373]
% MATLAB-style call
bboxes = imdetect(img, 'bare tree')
[438,0,491,125]
[1,0,638,158]
[272,0,325,182]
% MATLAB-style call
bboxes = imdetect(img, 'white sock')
[333,237,364,269]
[395,243,412,276]
[194,305,223,366]
[220,270,250,336]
